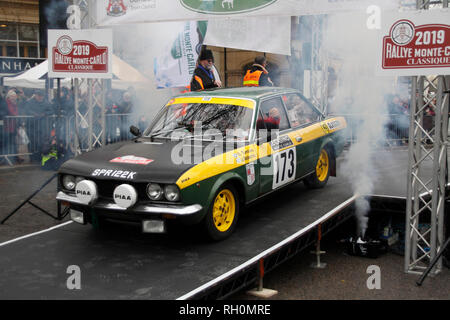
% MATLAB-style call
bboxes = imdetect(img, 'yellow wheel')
[204,184,240,241]
[304,147,331,189]
[212,189,236,232]
[316,149,329,182]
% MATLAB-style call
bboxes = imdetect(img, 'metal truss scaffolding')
[405,0,449,276]
[405,75,449,275]
[73,78,106,153]
[71,0,106,154]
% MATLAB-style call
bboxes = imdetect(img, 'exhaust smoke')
[323,12,400,239]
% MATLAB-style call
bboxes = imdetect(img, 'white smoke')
[112,22,188,124]
[324,12,399,238]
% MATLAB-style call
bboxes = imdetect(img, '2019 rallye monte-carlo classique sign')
[377,10,450,76]
[48,29,112,79]
[57,87,347,241]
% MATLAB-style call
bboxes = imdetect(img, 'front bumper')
[56,191,203,217]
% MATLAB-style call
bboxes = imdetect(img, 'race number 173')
[272,148,296,189]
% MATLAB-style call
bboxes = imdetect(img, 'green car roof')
[177,86,300,102]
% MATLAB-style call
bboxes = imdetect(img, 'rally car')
[56,87,347,240]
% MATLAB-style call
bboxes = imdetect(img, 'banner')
[48,29,113,79]
[0,58,45,75]
[376,10,450,76]
[203,16,291,56]
[154,21,207,88]
[96,0,398,26]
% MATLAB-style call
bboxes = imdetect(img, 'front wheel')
[304,147,331,189]
[203,184,239,241]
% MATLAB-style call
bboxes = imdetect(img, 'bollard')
[310,223,327,269]
[246,257,278,298]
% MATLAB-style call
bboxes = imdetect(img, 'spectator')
[24,90,53,161]
[5,89,19,160]
[243,56,274,87]
[58,87,74,117]
[386,94,409,145]
[16,121,30,163]
[116,91,134,140]
[15,88,27,106]
[24,90,52,117]
[53,87,74,151]
[190,49,221,91]
[117,91,133,114]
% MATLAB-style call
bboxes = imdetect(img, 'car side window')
[284,94,320,127]
[259,97,290,131]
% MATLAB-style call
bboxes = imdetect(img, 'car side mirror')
[130,125,141,137]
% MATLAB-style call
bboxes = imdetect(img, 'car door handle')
[296,136,303,142]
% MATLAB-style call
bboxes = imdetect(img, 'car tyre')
[304,146,331,189]
[203,184,239,241]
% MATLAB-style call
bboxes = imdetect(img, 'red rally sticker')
[109,155,153,165]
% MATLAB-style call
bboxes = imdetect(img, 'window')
[0,24,17,41]
[0,22,40,58]
[259,97,290,131]
[283,94,320,127]
[18,25,38,41]
[146,102,254,141]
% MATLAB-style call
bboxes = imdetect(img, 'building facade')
[0,0,43,76]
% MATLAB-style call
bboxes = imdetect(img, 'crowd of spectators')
[0,86,144,167]
[0,87,61,164]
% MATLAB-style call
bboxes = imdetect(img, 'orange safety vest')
[193,75,204,90]
[243,70,264,87]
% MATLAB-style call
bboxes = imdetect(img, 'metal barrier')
[0,113,134,165]
[0,115,59,165]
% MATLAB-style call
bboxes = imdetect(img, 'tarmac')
[0,149,448,300]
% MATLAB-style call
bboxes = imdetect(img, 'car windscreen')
[145,101,254,141]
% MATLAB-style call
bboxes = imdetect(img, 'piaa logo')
[107,0,127,17]
[391,20,415,46]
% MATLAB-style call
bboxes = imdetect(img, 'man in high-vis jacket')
[243,56,274,87]
[190,49,221,91]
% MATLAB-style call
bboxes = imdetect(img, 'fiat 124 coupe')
[57,87,347,240]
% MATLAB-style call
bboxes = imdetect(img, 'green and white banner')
[154,21,207,88]
[96,0,399,26]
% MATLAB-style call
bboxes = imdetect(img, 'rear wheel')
[203,184,239,241]
[304,147,331,189]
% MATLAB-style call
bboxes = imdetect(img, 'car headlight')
[164,185,180,202]
[62,175,76,190]
[147,183,163,200]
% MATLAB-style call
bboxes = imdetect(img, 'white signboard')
[48,29,113,79]
[96,0,398,26]
[203,16,291,56]
[376,10,450,76]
